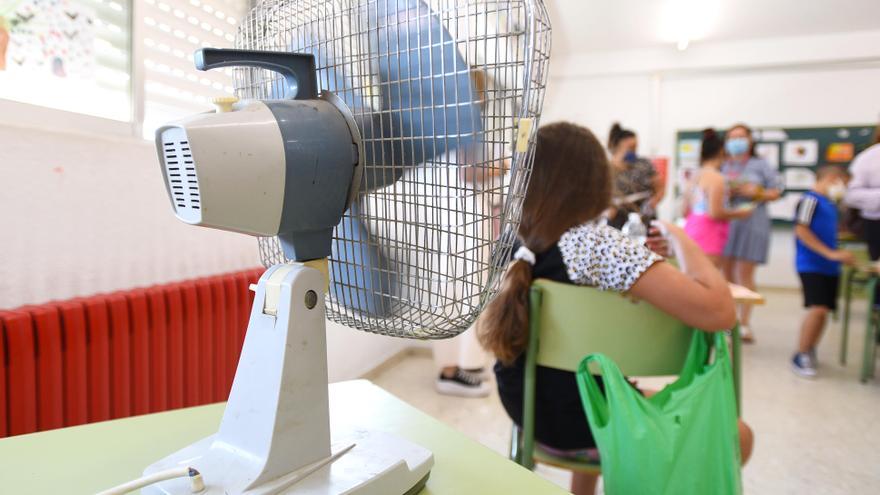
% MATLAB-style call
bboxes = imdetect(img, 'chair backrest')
[530,279,694,376]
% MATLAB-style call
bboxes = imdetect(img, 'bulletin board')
[675,124,878,226]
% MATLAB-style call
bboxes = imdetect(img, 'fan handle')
[194,47,318,100]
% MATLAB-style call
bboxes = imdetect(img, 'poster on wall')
[826,142,855,163]
[783,168,816,190]
[0,0,95,76]
[678,139,701,169]
[769,192,804,221]
[783,139,819,166]
[754,128,788,142]
[754,143,780,170]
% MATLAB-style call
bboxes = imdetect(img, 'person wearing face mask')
[606,123,665,228]
[721,123,783,343]
[791,166,855,378]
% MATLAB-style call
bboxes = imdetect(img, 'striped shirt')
[795,191,840,275]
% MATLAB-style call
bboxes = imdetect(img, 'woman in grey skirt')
[721,124,783,342]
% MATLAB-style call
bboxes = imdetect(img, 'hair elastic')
[513,245,536,266]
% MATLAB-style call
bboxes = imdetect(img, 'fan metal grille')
[235,0,550,339]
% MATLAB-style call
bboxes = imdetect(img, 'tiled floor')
[368,289,880,494]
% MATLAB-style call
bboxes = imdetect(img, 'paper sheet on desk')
[768,192,803,220]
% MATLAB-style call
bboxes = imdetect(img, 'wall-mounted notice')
[755,143,780,170]
[756,129,789,142]
[768,192,803,221]
[1,0,96,77]
[783,168,816,190]
[678,139,701,169]
[826,142,855,163]
[783,140,819,166]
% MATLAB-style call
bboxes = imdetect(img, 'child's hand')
[646,226,670,257]
[831,250,856,266]
[734,183,754,197]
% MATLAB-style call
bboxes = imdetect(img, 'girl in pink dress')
[684,129,754,267]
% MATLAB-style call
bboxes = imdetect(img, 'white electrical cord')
[96,467,205,495]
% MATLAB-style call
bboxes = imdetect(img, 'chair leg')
[861,278,878,383]
[840,268,853,366]
[509,423,522,464]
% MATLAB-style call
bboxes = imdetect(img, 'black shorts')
[799,272,840,311]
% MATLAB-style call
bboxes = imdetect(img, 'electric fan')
[123,1,549,494]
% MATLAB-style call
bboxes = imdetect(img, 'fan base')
[142,427,433,495]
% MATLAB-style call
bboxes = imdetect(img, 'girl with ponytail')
[478,122,752,495]
[683,128,755,267]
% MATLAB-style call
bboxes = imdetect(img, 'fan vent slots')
[161,134,202,219]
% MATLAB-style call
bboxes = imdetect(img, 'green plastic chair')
[857,276,879,383]
[837,241,871,366]
[509,279,698,473]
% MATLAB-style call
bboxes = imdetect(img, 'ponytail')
[477,122,612,365]
[700,128,724,162]
[607,122,636,152]
[477,258,534,365]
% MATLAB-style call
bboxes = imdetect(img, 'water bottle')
[622,212,647,245]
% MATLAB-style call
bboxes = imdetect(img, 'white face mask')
[828,181,846,202]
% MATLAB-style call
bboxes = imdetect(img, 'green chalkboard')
[675,124,878,225]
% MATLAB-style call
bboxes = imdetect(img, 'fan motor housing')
[156,97,359,261]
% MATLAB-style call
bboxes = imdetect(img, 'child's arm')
[630,222,737,331]
[794,225,855,265]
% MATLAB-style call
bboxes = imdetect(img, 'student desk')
[0,380,567,495]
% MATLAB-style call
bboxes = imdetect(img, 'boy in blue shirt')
[792,165,854,378]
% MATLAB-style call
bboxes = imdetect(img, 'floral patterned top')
[496,220,664,451]
[611,158,657,227]
[615,158,657,200]
[558,222,663,291]
[511,221,663,292]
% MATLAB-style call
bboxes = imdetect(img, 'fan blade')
[327,0,481,317]
[330,204,397,317]
[360,0,482,190]
[309,0,482,191]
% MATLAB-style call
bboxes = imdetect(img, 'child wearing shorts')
[792,165,855,378]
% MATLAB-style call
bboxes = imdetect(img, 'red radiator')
[0,268,263,438]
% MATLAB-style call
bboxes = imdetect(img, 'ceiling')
[546,0,880,54]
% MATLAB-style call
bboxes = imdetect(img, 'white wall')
[0,123,261,308]
[0,112,408,381]
[544,30,880,288]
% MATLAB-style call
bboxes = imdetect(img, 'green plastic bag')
[576,331,742,495]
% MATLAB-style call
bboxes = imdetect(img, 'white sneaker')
[435,368,491,398]
[791,352,817,379]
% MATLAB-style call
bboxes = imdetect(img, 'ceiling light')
[659,0,719,50]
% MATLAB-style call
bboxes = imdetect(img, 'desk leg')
[732,323,741,416]
[841,268,853,366]
[862,278,878,383]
